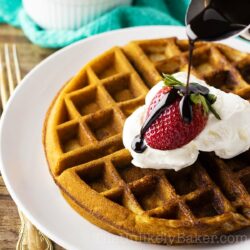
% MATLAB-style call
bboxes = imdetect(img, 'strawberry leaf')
[190,93,201,105]
[207,94,217,104]
[205,99,221,120]
[161,74,221,120]
[199,95,210,114]
[190,93,221,119]
[162,73,184,87]
[190,94,209,114]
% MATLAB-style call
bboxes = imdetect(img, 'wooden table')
[0,24,64,250]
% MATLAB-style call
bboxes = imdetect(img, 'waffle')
[43,37,250,244]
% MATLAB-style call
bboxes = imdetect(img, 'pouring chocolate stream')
[132,0,249,153]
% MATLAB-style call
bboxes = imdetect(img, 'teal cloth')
[0,0,189,48]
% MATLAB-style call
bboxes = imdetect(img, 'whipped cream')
[123,72,250,171]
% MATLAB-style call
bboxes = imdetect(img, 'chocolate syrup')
[131,0,250,153]
[179,39,196,123]
[186,39,195,93]
[132,89,179,153]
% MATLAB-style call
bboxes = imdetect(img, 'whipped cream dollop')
[123,72,250,171]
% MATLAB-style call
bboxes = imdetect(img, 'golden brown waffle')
[44,37,250,244]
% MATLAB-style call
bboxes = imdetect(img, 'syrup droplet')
[131,135,147,153]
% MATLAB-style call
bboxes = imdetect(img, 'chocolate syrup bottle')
[186,0,250,95]
[186,0,250,41]
[185,0,250,124]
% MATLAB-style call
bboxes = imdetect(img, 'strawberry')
[144,86,208,150]
[131,74,220,153]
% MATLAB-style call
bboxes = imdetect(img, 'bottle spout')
[240,26,250,41]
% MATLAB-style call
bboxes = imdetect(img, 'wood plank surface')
[0,24,64,250]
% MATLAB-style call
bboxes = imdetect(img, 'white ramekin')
[23,0,132,30]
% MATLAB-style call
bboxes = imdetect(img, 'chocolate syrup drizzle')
[132,89,179,153]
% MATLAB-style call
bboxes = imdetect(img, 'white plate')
[0,26,250,250]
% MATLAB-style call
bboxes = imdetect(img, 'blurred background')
[0,0,189,48]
